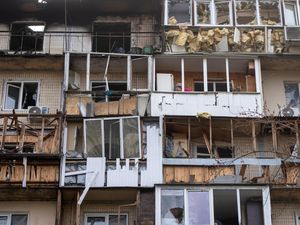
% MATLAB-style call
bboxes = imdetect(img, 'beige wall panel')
[0,201,56,225]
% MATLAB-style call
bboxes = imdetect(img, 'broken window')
[84,116,141,159]
[167,0,192,25]
[64,162,86,186]
[284,82,300,111]
[235,0,257,25]
[92,23,131,53]
[4,82,38,110]
[0,214,28,225]
[161,190,184,225]
[85,214,127,225]
[188,191,210,225]
[91,81,127,102]
[195,0,212,24]
[10,22,45,52]
[195,0,232,25]
[213,189,238,225]
[284,1,299,25]
[259,0,281,25]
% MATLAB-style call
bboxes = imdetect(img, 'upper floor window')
[84,116,141,159]
[284,82,300,109]
[166,0,192,25]
[0,214,28,225]
[283,0,299,25]
[195,0,232,25]
[10,22,45,53]
[4,81,39,110]
[259,0,282,25]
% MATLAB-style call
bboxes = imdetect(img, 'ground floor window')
[0,214,28,225]
[85,213,128,225]
[157,186,271,225]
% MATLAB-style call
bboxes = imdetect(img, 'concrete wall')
[272,202,300,225]
[0,201,56,225]
[262,70,300,116]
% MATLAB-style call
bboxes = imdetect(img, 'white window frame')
[83,116,142,159]
[3,80,40,110]
[194,0,233,26]
[84,213,128,225]
[164,0,193,25]
[156,186,272,225]
[0,213,29,225]
[234,0,283,26]
[283,0,300,26]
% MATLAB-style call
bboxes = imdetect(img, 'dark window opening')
[10,23,45,52]
[194,81,232,92]
[216,147,233,158]
[92,23,131,53]
[91,81,127,102]
[5,82,38,110]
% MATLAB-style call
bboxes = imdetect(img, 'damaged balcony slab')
[163,158,282,166]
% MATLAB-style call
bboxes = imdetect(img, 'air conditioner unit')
[69,71,80,90]
[28,106,49,115]
[285,26,300,41]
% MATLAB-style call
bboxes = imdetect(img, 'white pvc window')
[157,186,271,225]
[84,213,128,225]
[4,81,39,110]
[284,0,300,25]
[165,0,193,25]
[0,214,28,225]
[235,0,282,26]
[194,0,232,25]
[84,116,141,159]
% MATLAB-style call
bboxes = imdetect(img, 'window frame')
[283,81,300,109]
[283,0,300,26]
[84,213,128,225]
[83,116,142,159]
[3,80,40,110]
[194,0,233,26]
[9,21,46,53]
[164,0,193,25]
[234,0,283,27]
[0,213,28,225]
[91,80,128,102]
[156,186,271,225]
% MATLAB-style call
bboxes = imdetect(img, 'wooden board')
[66,96,92,115]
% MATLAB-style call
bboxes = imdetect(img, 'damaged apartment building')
[1,0,300,225]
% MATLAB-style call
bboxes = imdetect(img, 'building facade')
[0,0,300,225]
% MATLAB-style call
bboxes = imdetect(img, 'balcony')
[151,56,263,117]
[0,31,162,55]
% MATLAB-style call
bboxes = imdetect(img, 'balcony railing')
[0,113,63,155]
[0,31,162,55]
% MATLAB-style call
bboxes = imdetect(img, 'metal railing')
[0,31,162,55]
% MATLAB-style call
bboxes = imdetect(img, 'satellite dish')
[282,107,294,117]
[28,106,42,115]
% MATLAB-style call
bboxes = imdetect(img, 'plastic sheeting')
[123,117,139,158]
[85,120,103,157]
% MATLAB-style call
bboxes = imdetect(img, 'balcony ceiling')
[0,0,161,23]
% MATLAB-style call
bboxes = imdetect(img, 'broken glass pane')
[22,82,38,109]
[259,0,281,25]
[123,117,139,158]
[11,215,28,225]
[85,120,103,157]
[161,190,184,225]
[65,163,86,186]
[87,217,105,225]
[5,83,21,109]
[168,0,191,25]
[0,216,8,225]
[284,83,300,108]
[196,0,211,24]
[215,0,231,25]
[235,0,257,25]
[188,191,210,225]
[104,119,120,159]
